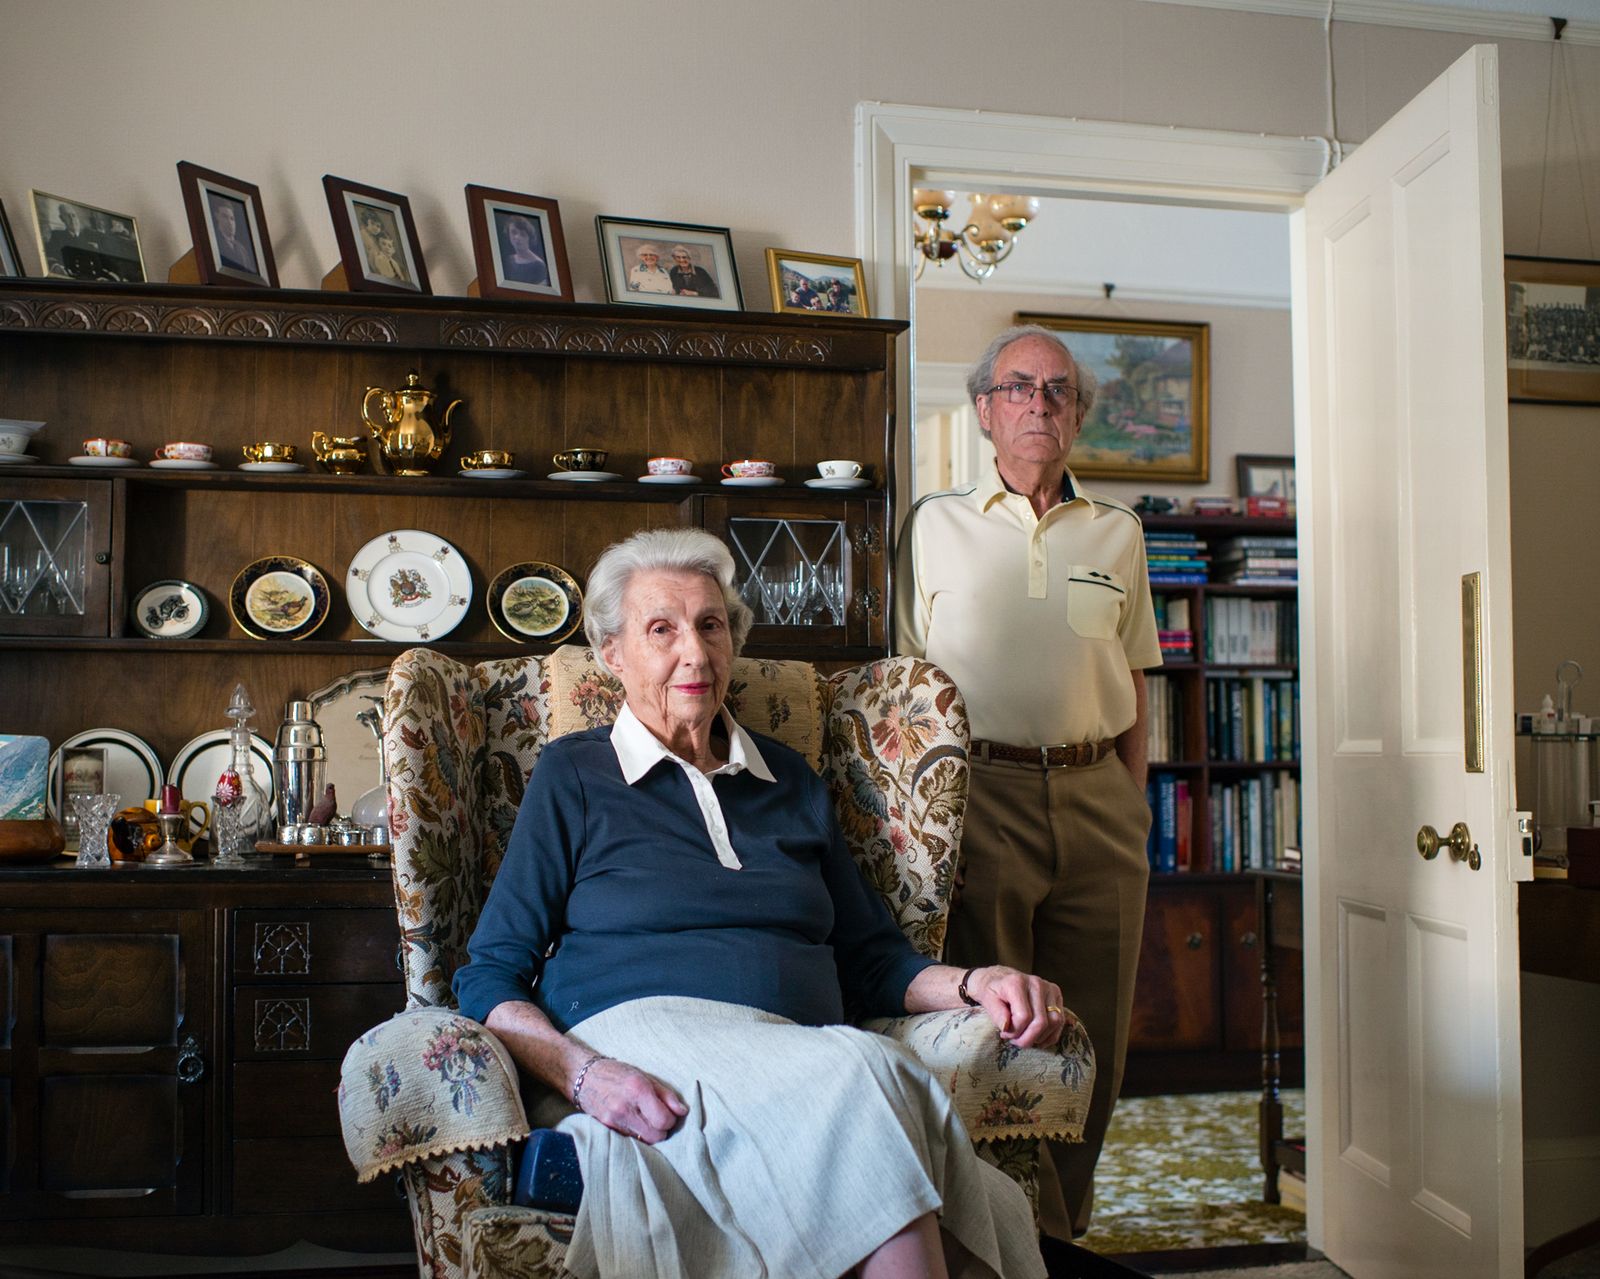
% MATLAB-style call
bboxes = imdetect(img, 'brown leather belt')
[971,737,1117,768]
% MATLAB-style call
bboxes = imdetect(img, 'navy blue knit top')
[452,725,935,1033]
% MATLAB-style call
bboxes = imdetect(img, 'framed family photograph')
[766,249,868,317]
[0,200,22,277]
[1015,311,1210,483]
[322,175,430,295]
[29,189,146,283]
[465,184,573,302]
[176,161,279,288]
[596,215,741,311]
[1236,454,1295,501]
[1505,254,1600,405]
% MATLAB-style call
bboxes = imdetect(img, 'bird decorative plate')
[487,561,583,643]
[229,556,330,640]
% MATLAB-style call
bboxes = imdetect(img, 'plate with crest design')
[346,529,472,642]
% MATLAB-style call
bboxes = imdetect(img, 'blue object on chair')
[513,1129,584,1212]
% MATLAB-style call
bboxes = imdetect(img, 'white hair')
[583,528,753,676]
[966,323,1098,415]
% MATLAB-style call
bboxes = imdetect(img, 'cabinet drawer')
[233,1061,344,1138]
[232,1136,405,1215]
[1129,888,1221,1052]
[232,983,401,1062]
[234,909,400,984]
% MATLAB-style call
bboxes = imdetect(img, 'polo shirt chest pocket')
[1065,565,1126,639]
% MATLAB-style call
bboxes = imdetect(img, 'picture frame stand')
[320,262,349,291]
[167,247,201,285]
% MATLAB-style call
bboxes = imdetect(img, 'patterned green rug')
[1081,1089,1308,1256]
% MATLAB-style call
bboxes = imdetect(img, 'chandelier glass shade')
[912,189,1040,281]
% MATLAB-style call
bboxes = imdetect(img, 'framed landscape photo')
[0,200,22,277]
[29,189,146,283]
[766,249,868,316]
[1236,454,1295,501]
[465,184,573,302]
[1015,311,1209,483]
[1505,254,1600,405]
[322,175,430,294]
[176,161,278,288]
[596,215,741,311]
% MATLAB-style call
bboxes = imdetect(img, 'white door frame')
[853,100,1334,1237]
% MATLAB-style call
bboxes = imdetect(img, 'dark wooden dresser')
[0,861,411,1255]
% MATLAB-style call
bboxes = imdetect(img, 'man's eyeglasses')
[983,381,1077,407]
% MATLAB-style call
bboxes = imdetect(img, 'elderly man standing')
[895,323,1160,1243]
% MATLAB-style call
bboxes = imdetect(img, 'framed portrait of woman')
[464,184,573,302]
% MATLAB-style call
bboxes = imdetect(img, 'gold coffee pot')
[311,432,370,476]
[361,371,461,476]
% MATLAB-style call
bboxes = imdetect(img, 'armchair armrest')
[863,1007,1096,1144]
[340,1008,530,1183]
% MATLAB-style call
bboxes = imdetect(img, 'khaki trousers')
[945,752,1151,1239]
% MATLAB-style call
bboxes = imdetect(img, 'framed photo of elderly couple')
[1014,311,1211,484]
[596,215,742,311]
[1505,255,1600,405]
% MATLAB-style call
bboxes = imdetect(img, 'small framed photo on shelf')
[765,249,868,316]
[596,215,741,311]
[176,161,279,288]
[1014,312,1209,483]
[1506,254,1600,405]
[29,189,146,283]
[0,200,23,277]
[322,175,430,294]
[464,184,572,302]
[1236,454,1295,501]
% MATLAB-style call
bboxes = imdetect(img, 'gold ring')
[1045,1005,1065,1015]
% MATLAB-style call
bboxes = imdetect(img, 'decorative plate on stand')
[228,556,331,640]
[130,579,209,639]
[346,529,472,642]
[487,561,583,643]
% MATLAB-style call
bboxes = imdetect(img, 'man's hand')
[968,965,1071,1050]
[574,1058,688,1144]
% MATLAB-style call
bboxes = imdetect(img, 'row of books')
[1207,674,1300,762]
[1145,774,1194,872]
[1203,596,1298,665]
[1153,595,1194,659]
[1212,535,1297,586]
[1145,530,1208,585]
[1145,674,1185,762]
[1210,773,1302,871]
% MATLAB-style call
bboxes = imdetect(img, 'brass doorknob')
[1417,821,1481,870]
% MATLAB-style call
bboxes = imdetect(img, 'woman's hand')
[967,965,1070,1050]
[574,1057,688,1144]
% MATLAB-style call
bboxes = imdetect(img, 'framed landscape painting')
[1016,312,1210,483]
[1505,254,1600,405]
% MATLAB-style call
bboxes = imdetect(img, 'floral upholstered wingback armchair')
[339,645,1095,1279]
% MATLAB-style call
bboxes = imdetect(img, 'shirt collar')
[971,459,1091,516]
[610,701,776,785]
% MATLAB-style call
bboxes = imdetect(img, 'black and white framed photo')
[1506,254,1600,405]
[465,184,572,302]
[322,175,430,295]
[176,161,278,287]
[29,189,146,283]
[596,215,741,311]
[1236,454,1296,501]
[0,200,22,277]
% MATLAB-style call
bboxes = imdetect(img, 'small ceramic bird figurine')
[307,784,339,826]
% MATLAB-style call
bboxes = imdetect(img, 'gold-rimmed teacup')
[553,447,607,472]
[243,441,297,464]
[462,449,515,470]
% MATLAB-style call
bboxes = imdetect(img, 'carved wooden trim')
[254,997,311,1053]
[253,921,312,976]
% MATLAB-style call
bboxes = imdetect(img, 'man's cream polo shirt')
[895,463,1162,747]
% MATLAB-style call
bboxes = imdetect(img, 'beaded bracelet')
[957,966,981,1007]
[570,1052,611,1113]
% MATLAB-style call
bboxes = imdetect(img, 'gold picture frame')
[765,249,869,316]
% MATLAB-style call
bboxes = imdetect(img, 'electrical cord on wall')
[1322,0,1346,175]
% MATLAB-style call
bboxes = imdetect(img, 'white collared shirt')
[608,702,776,870]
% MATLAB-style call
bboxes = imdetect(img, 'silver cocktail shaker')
[274,700,326,830]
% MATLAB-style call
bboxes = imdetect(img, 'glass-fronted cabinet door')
[697,496,886,656]
[0,478,113,638]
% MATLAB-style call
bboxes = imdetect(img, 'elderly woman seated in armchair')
[453,527,1068,1279]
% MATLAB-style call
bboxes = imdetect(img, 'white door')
[1295,44,1526,1279]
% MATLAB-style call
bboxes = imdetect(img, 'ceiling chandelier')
[912,189,1041,282]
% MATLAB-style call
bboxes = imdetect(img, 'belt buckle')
[1039,744,1052,768]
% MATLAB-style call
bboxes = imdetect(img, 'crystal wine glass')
[72,793,121,869]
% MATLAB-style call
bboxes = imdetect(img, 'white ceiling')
[915,194,1293,308]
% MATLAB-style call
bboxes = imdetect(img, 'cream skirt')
[539,996,1046,1279]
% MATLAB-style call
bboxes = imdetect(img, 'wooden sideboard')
[0,862,409,1255]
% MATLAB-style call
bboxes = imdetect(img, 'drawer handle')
[1240,931,1258,948]
[177,1035,205,1084]
[1186,932,1205,950]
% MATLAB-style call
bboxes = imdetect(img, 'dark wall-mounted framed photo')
[1236,454,1295,501]
[465,184,572,302]
[596,215,741,311]
[1505,254,1600,406]
[176,161,278,288]
[0,200,22,277]
[765,249,868,316]
[322,175,429,294]
[1015,311,1210,483]
[29,189,146,283]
